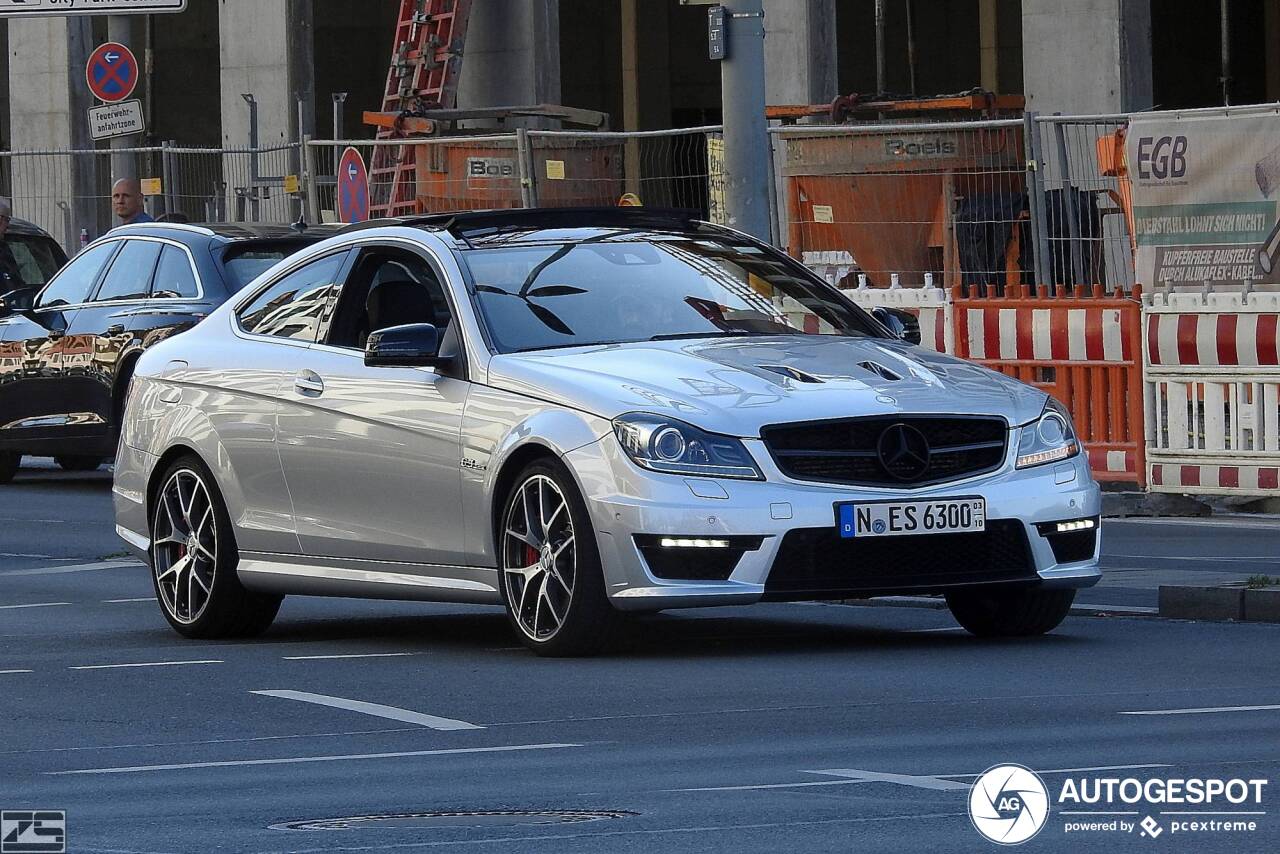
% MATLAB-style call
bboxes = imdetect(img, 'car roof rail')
[337,206,706,242]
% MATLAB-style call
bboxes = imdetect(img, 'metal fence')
[305,127,724,223]
[0,143,304,252]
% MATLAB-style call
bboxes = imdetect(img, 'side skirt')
[236,552,503,605]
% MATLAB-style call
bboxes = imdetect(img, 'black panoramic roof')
[339,207,708,244]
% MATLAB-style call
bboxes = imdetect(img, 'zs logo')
[1,811,66,854]
[1136,135,1189,180]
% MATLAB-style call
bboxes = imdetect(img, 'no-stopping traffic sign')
[336,147,370,224]
[86,42,139,104]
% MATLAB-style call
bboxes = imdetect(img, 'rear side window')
[221,240,315,292]
[35,240,119,309]
[151,245,200,298]
[237,252,348,342]
[95,240,163,302]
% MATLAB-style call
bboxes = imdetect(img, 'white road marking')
[49,742,579,775]
[0,602,72,610]
[0,553,76,560]
[103,597,155,603]
[1121,704,1280,716]
[1,560,140,577]
[910,627,965,633]
[252,689,483,731]
[809,769,970,791]
[1105,553,1279,563]
[70,660,223,670]
[667,763,1172,793]
[282,660,417,665]
[0,669,34,675]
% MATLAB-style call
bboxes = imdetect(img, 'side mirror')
[871,307,921,346]
[364,322,450,368]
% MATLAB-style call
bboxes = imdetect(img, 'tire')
[0,452,18,484]
[946,586,1075,638]
[149,455,282,639]
[55,455,105,472]
[496,459,621,656]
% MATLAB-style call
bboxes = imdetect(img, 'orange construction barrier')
[952,283,1146,486]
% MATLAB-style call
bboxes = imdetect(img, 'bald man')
[112,178,154,225]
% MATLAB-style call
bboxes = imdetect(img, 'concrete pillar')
[763,0,837,106]
[1022,0,1152,114]
[457,0,560,122]
[6,16,97,247]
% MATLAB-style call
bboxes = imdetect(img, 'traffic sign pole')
[108,16,138,184]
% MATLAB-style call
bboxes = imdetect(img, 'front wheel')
[0,452,19,484]
[498,460,620,656]
[56,455,104,472]
[150,456,282,639]
[945,586,1075,637]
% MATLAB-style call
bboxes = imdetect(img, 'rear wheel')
[55,455,104,472]
[498,461,620,656]
[0,452,18,484]
[150,456,282,639]
[946,586,1075,637]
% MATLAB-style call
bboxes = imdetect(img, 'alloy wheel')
[152,468,218,624]
[501,474,577,642]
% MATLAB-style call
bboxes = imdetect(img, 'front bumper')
[565,433,1102,611]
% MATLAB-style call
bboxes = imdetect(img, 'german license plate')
[836,497,986,539]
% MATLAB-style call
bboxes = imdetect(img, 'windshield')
[0,233,67,290]
[462,234,881,353]
[221,241,316,292]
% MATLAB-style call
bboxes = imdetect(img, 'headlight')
[613,413,763,480]
[1015,397,1080,469]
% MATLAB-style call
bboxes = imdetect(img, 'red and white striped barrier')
[964,305,1134,363]
[1144,288,1280,496]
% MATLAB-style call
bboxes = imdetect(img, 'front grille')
[762,415,1008,487]
[764,519,1035,599]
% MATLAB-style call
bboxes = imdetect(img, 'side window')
[94,240,163,302]
[237,252,347,342]
[325,249,453,349]
[34,241,119,309]
[151,245,200,298]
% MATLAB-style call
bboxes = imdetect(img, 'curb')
[1102,491,1212,518]
[1157,584,1280,622]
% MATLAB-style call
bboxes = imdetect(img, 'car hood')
[487,336,1048,437]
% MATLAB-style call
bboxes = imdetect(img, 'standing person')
[112,178,154,225]
[0,197,23,291]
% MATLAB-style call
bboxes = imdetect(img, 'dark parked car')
[0,222,340,482]
[0,216,69,301]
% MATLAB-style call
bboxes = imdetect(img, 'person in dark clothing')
[0,197,24,290]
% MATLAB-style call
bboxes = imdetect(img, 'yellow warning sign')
[140,177,163,196]
[283,174,301,194]
[545,160,566,181]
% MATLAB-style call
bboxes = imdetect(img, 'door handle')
[294,371,324,396]
[106,324,125,336]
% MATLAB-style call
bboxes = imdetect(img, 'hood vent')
[858,361,902,382]
[758,364,824,384]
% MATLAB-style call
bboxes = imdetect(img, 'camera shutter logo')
[1,811,65,854]
[969,765,1050,845]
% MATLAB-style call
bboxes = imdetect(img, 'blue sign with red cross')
[86,42,139,104]
[337,147,370,224]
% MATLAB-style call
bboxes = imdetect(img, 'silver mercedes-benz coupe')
[113,208,1101,655]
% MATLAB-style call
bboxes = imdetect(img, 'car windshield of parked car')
[2,234,66,288]
[463,234,881,353]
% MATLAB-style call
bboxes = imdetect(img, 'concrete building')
[2,0,1279,239]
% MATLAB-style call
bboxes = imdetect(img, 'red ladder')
[369,0,473,217]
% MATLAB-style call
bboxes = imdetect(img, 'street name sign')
[0,0,186,17]
[89,99,144,140]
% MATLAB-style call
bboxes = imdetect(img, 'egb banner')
[1127,113,1280,287]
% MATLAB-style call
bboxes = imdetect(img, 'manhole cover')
[272,810,637,831]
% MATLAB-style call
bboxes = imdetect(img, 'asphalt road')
[2,460,1278,853]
